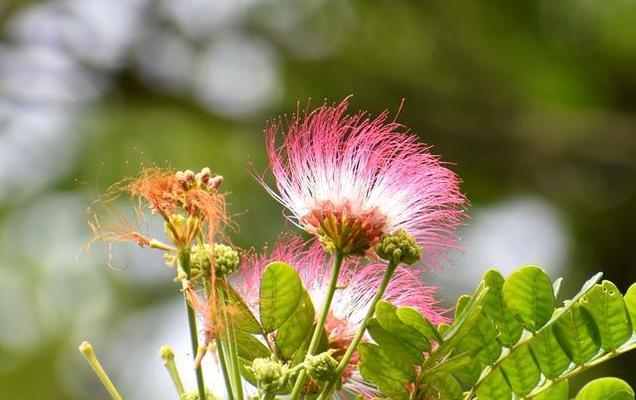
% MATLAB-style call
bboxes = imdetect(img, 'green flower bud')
[375,229,422,265]
[190,243,213,273]
[249,357,288,393]
[213,243,240,276]
[304,351,338,384]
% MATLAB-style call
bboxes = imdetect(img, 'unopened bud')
[190,243,212,274]
[196,167,212,185]
[249,357,288,393]
[304,351,338,383]
[214,243,239,276]
[375,229,421,265]
[208,175,223,190]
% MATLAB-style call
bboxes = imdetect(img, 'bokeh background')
[1,0,635,398]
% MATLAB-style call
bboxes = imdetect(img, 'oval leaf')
[535,380,569,400]
[553,304,600,365]
[476,368,511,400]
[482,269,523,347]
[529,325,571,379]
[625,283,636,330]
[259,262,303,332]
[579,281,632,351]
[500,343,541,397]
[576,377,635,400]
[503,265,555,332]
[275,290,315,359]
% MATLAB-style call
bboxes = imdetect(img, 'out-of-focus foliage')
[0,0,635,399]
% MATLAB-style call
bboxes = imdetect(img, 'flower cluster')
[83,97,466,400]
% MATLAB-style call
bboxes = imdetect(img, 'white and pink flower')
[262,97,466,261]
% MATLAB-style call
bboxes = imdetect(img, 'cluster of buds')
[190,243,240,277]
[375,229,422,265]
[304,350,338,384]
[249,357,290,394]
[176,167,223,192]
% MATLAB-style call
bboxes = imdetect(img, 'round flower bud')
[213,243,240,276]
[304,351,338,383]
[375,229,422,265]
[250,357,288,393]
[190,243,213,273]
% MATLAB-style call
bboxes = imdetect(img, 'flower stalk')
[160,345,186,397]
[179,248,207,400]
[289,250,345,400]
[78,341,124,400]
[316,259,398,400]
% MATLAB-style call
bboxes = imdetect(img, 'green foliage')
[575,378,635,400]
[259,262,304,332]
[358,265,636,400]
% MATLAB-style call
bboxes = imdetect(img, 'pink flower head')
[262,97,466,261]
[236,236,449,396]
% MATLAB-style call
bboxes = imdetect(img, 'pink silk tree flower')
[262,97,466,262]
[236,236,449,397]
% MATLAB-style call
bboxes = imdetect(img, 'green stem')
[180,249,207,400]
[316,260,398,400]
[160,346,186,396]
[215,338,235,400]
[78,341,124,400]
[205,278,234,400]
[289,251,346,400]
[525,343,636,399]
[220,279,245,400]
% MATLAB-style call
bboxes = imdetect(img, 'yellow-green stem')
[316,260,398,400]
[78,341,124,400]
[180,249,207,400]
[216,337,235,400]
[219,280,245,400]
[160,345,186,396]
[289,250,345,400]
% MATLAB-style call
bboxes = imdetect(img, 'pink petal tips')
[262,96,466,263]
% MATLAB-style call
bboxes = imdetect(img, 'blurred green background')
[0,0,635,399]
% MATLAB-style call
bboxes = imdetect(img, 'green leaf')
[579,281,632,350]
[367,318,423,367]
[481,269,523,347]
[553,277,564,298]
[426,373,463,400]
[534,380,569,400]
[275,290,315,360]
[426,349,479,375]
[396,306,443,343]
[502,265,555,332]
[455,294,473,319]
[259,262,303,332]
[358,343,413,400]
[438,283,489,356]
[376,301,432,354]
[553,303,600,365]
[235,330,270,361]
[500,343,541,397]
[547,272,603,328]
[223,283,262,334]
[576,377,635,400]
[529,325,571,379]
[625,284,636,330]
[476,368,511,400]
[455,313,501,366]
